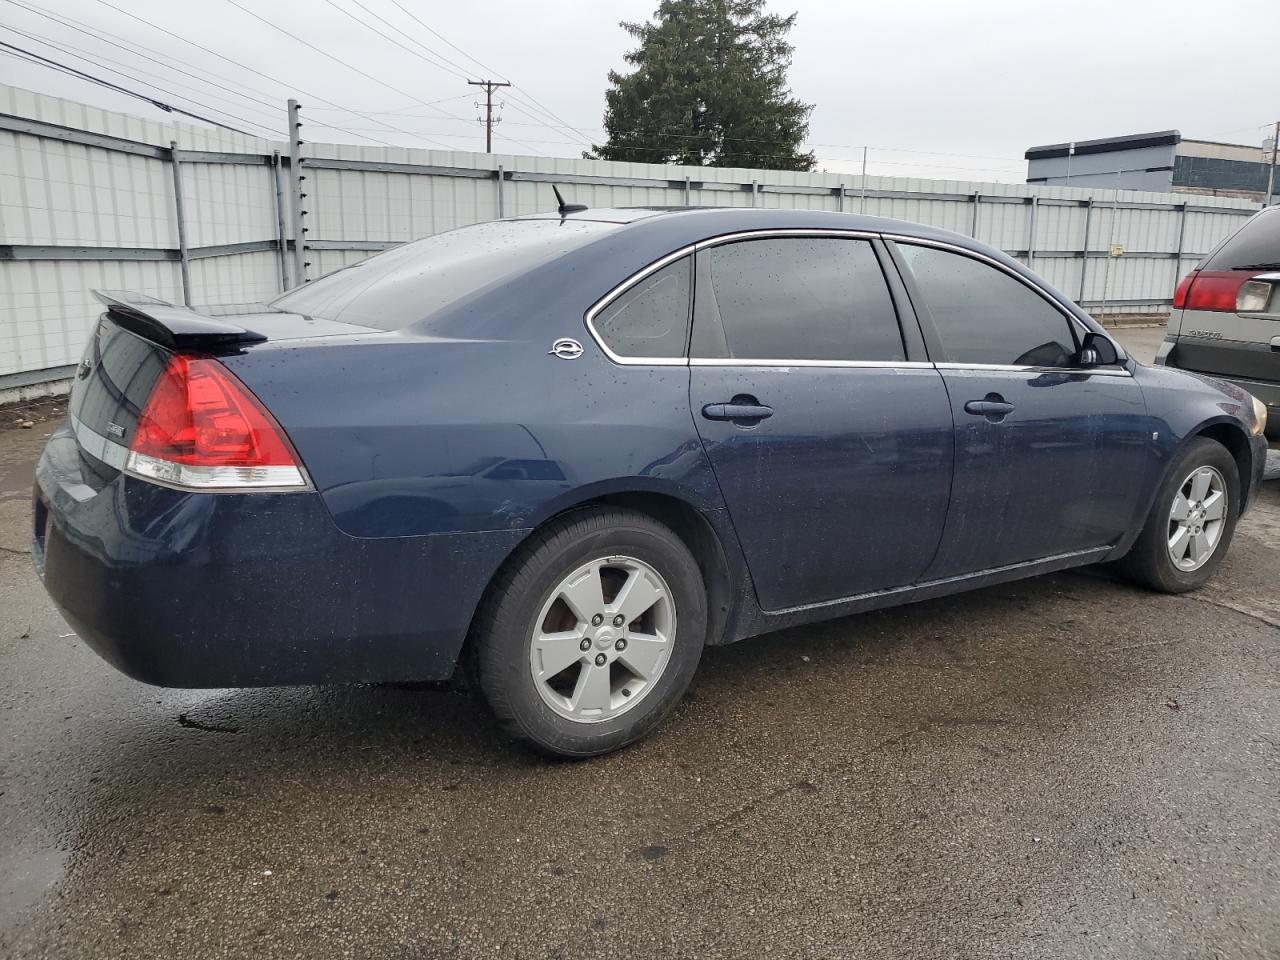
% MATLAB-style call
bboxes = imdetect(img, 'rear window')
[270,219,616,330]
[1203,207,1280,271]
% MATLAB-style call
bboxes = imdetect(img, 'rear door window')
[692,237,905,362]
[591,256,692,359]
[898,244,1078,367]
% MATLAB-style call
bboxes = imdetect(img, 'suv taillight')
[1177,269,1269,313]
[127,355,308,490]
[1172,271,1198,309]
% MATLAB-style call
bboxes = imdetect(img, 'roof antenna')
[552,184,588,216]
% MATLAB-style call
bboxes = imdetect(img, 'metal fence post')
[970,191,981,238]
[271,150,291,290]
[496,164,505,218]
[1173,201,1188,280]
[1078,199,1093,303]
[168,141,192,307]
[287,99,307,284]
[836,183,845,213]
[1025,196,1038,267]
[751,179,759,208]
[684,175,691,206]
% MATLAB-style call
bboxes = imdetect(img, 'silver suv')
[1156,205,1280,441]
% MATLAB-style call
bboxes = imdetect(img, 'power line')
[8,0,408,144]
[2,4,407,146]
[72,0,443,147]
[314,0,548,154]
[0,40,264,135]
[304,93,474,115]
[324,0,466,81]
[220,0,464,150]
[386,0,504,79]
[4,24,288,136]
[351,0,593,150]
[377,0,583,142]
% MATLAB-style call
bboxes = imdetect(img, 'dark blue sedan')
[34,206,1269,756]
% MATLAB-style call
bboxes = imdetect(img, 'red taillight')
[1172,271,1197,309]
[128,355,307,489]
[1179,270,1250,313]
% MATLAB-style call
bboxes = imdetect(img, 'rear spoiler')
[92,290,267,350]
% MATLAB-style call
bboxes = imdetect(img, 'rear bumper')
[33,426,524,687]
[1157,336,1280,440]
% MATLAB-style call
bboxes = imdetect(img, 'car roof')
[514,205,982,252]
[506,205,1104,339]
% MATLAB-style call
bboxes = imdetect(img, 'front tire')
[473,507,707,757]
[1115,437,1240,593]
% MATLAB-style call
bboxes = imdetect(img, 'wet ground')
[2,330,1278,959]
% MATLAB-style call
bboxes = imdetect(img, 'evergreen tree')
[588,0,814,171]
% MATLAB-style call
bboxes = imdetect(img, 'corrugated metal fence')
[0,83,1263,396]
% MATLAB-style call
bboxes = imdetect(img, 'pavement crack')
[631,691,1010,859]
[177,713,240,734]
[0,545,31,557]
[1184,594,1280,631]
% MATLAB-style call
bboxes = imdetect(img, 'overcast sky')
[2,0,1276,182]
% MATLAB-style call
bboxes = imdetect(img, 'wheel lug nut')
[579,638,591,652]
[612,614,625,627]
[615,638,627,651]
[591,614,603,627]
[594,653,607,666]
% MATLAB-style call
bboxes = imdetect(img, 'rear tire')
[473,507,707,757]
[1114,437,1240,594]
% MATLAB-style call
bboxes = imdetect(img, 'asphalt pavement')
[2,329,1278,959]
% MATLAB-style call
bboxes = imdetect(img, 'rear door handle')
[964,396,1015,420]
[702,402,774,421]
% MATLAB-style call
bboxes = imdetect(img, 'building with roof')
[1026,130,1278,202]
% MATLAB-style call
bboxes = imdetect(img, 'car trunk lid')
[68,291,364,476]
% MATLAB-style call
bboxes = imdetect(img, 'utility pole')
[1266,121,1279,208]
[468,79,511,153]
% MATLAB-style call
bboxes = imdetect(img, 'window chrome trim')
[584,229,881,367]
[692,227,881,250]
[883,232,1127,360]
[689,358,933,369]
[585,227,1130,370]
[933,361,1133,378]
[583,243,698,367]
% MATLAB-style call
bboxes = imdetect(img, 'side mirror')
[1078,331,1120,367]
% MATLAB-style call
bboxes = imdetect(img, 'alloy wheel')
[528,556,675,722]
[1167,465,1228,572]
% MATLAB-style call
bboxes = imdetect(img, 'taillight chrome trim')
[125,450,309,490]
[70,414,311,493]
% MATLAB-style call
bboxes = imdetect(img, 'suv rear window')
[1202,207,1280,271]
[271,219,616,330]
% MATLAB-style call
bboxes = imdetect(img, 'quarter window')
[898,244,1078,367]
[592,256,692,359]
[693,237,905,362]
